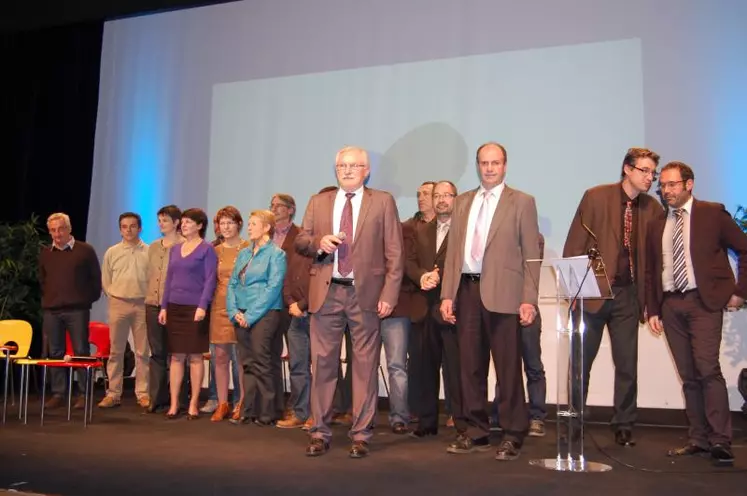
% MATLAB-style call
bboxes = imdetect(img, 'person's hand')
[420,267,440,291]
[519,304,536,327]
[725,294,745,312]
[289,302,305,318]
[194,308,206,322]
[377,301,393,319]
[235,313,248,328]
[440,299,456,324]
[158,309,167,325]
[648,315,664,336]
[319,234,344,254]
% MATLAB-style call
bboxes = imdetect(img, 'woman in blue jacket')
[226,209,287,425]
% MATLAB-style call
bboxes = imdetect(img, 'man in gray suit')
[295,146,404,458]
[440,142,540,461]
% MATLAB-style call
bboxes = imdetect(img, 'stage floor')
[1,393,746,496]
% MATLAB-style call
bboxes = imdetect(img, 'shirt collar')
[670,196,694,216]
[53,236,75,251]
[275,223,292,236]
[120,239,146,250]
[620,184,640,205]
[437,217,452,229]
[336,185,365,200]
[477,182,505,198]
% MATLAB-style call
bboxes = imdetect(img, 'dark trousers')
[457,278,528,443]
[578,284,639,428]
[43,309,90,396]
[410,315,467,432]
[145,305,189,408]
[236,310,281,423]
[662,291,731,446]
[332,326,353,415]
[274,310,291,416]
[492,313,547,421]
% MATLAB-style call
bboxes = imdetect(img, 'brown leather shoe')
[211,402,231,422]
[306,438,330,457]
[302,417,314,431]
[276,414,304,429]
[231,400,243,421]
[44,395,64,409]
[349,440,370,459]
[73,396,87,410]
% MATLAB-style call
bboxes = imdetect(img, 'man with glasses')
[296,146,403,458]
[563,147,664,447]
[646,161,747,466]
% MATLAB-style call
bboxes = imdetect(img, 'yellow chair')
[0,319,33,424]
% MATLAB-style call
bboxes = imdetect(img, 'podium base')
[529,458,612,472]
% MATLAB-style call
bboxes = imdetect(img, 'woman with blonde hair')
[227,210,287,425]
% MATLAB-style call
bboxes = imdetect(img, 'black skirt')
[166,303,210,354]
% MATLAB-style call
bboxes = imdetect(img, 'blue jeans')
[43,309,90,396]
[492,313,547,421]
[207,342,241,405]
[380,316,410,425]
[286,315,311,420]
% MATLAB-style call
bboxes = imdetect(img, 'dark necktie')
[672,208,688,291]
[338,193,355,277]
[624,200,634,281]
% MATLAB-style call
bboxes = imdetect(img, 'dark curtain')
[1,20,103,239]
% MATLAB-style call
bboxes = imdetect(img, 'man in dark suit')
[406,180,468,440]
[646,161,747,466]
[296,146,404,458]
[563,147,664,447]
[440,142,541,461]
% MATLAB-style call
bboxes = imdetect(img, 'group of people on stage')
[37,143,746,466]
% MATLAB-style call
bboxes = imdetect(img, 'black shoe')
[495,440,521,461]
[306,438,330,457]
[409,427,438,439]
[165,410,181,420]
[253,419,275,427]
[349,441,370,459]
[391,422,410,435]
[229,416,253,425]
[667,444,709,457]
[614,429,636,447]
[710,444,734,467]
[447,434,491,454]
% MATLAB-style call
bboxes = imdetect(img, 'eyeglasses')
[631,165,658,179]
[659,180,686,191]
[269,203,289,209]
[433,193,455,201]
[335,163,366,171]
[218,221,237,227]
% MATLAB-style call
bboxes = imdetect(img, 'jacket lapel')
[457,189,478,250]
[352,187,372,249]
[281,224,298,252]
[485,186,513,247]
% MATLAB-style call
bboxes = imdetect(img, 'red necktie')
[338,193,355,277]
[624,200,634,281]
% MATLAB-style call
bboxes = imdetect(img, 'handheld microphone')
[316,232,347,260]
[579,213,600,260]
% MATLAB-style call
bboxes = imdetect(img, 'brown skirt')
[166,303,210,354]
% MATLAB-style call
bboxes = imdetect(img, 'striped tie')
[672,208,688,292]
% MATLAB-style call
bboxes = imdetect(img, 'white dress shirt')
[462,183,505,273]
[662,196,697,292]
[436,218,451,253]
[332,185,364,279]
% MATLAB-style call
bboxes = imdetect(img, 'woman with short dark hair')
[159,208,218,419]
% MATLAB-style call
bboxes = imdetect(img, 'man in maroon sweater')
[38,213,102,409]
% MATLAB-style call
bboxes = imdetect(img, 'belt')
[664,289,697,297]
[462,273,481,282]
[331,278,354,286]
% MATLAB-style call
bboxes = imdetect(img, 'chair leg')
[23,365,29,425]
[18,364,25,420]
[2,353,9,425]
[67,368,73,422]
[379,365,390,397]
[83,368,90,428]
[88,368,95,424]
[40,365,47,426]
[9,361,15,407]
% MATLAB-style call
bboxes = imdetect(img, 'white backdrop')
[89,0,747,410]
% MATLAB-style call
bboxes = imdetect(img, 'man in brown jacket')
[563,147,664,447]
[296,146,403,458]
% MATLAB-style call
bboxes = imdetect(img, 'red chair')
[23,322,110,428]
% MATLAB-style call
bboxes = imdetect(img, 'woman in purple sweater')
[158,208,218,419]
